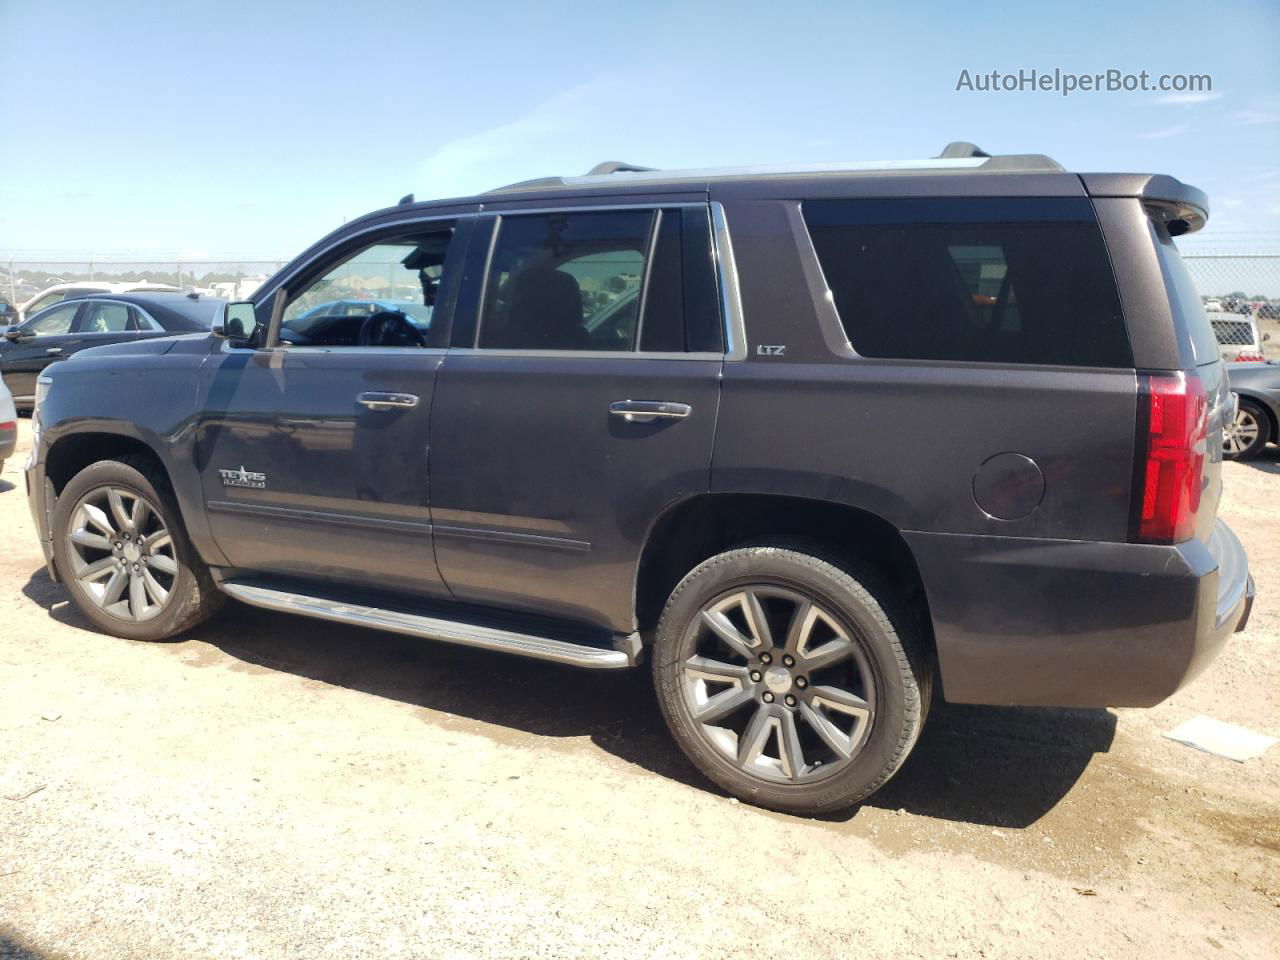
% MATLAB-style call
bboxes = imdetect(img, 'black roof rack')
[584,161,656,176]
[936,141,991,159]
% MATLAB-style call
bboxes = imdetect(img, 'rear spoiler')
[1080,173,1208,236]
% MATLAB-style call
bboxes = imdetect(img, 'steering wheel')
[357,311,428,348]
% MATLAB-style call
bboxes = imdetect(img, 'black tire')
[51,456,222,641]
[1224,399,1271,462]
[653,543,931,815]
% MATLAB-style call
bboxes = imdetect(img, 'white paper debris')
[1163,715,1278,763]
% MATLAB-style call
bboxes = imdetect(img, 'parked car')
[0,293,223,409]
[25,145,1253,815]
[1224,361,1280,460]
[17,281,181,323]
[1209,310,1268,363]
[0,374,15,471]
[0,299,18,326]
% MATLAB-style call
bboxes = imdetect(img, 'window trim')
[461,201,744,361]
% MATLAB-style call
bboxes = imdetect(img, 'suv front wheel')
[51,457,221,642]
[653,544,931,814]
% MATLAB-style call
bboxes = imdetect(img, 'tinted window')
[25,302,79,335]
[640,207,724,353]
[79,301,131,333]
[804,198,1131,367]
[480,211,651,351]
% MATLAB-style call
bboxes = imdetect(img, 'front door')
[429,204,728,632]
[195,216,471,596]
[0,300,84,401]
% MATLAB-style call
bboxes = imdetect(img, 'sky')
[0,0,1277,260]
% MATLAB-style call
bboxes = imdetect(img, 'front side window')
[79,301,131,333]
[280,227,455,347]
[25,302,79,336]
[477,208,723,353]
[803,198,1131,367]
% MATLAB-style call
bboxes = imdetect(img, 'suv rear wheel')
[51,457,221,641]
[653,543,930,814]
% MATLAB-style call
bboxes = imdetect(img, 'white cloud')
[1155,91,1222,106]
[1139,124,1190,139]
[417,75,681,199]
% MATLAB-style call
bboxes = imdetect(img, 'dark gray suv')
[25,144,1254,814]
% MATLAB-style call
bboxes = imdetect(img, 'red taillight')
[1134,373,1208,544]
[1231,352,1264,363]
[0,420,15,434]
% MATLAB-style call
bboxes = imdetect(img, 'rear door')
[0,301,85,400]
[428,202,728,633]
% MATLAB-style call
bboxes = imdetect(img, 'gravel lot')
[2,418,1278,960]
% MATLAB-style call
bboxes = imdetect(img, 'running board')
[218,581,636,670]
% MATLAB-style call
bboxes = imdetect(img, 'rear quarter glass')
[801,197,1132,368]
[1152,226,1222,367]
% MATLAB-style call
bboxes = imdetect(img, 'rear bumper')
[905,520,1253,708]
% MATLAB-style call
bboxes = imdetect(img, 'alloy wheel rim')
[679,586,876,785]
[1224,408,1260,455]
[66,486,179,622]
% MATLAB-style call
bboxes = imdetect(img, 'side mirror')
[3,327,29,342]
[212,302,261,345]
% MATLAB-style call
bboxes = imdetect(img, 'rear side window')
[804,198,1132,367]
[476,207,723,353]
[78,301,131,333]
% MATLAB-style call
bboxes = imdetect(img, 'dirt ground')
[1,418,1277,960]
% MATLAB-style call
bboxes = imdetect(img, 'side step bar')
[218,581,636,670]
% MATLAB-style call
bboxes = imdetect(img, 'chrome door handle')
[357,391,419,411]
[45,347,63,355]
[609,400,692,423]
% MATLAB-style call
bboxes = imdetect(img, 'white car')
[0,373,16,473]
[17,281,180,322]
[1208,310,1267,363]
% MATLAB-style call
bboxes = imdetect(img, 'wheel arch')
[44,428,170,496]
[634,492,934,653]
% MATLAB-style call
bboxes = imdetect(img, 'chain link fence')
[1181,253,1280,361]
[3,252,1278,359]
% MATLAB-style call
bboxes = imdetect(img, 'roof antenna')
[398,193,415,205]
[936,142,991,159]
